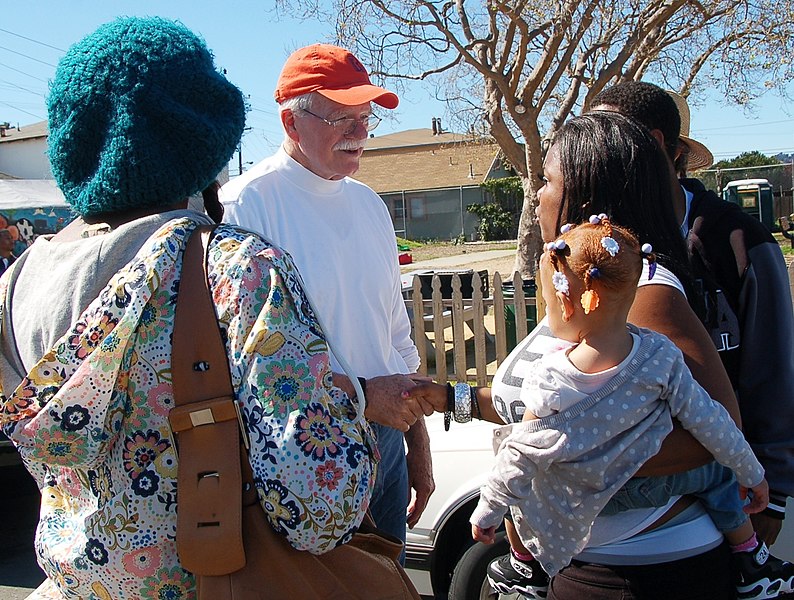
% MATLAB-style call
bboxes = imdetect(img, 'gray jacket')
[472,325,764,576]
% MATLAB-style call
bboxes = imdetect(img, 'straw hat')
[666,91,714,171]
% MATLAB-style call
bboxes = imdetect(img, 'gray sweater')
[472,325,764,577]
[0,210,209,395]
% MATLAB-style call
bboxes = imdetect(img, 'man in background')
[589,82,794,548]
[0,230,16,276]
[221,44,434,557]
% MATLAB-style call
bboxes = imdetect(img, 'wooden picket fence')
[408,261,794,386]
[405,271,544,385]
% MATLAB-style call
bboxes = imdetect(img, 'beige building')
[0,121,50,180]
[356,125,513,240]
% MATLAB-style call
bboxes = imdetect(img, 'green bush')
[467,203,514,241]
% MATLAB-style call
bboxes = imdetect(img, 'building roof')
[356,128,502,194]
[0,120,48,143]
[0,179,67,209]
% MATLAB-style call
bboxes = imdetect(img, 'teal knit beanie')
[47,16,246,217]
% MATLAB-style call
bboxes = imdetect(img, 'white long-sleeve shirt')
[221,147,419,378]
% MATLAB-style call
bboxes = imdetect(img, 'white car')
[405,413,509,599]
[406,413,794,600]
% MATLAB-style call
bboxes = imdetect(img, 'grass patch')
[773,234,794,256]
[396,237,424,250]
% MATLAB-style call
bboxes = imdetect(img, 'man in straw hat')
[222,44,434,556]
[590,77,794,554]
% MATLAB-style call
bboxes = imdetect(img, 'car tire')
[448,531,510,600]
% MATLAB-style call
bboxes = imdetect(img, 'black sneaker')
[734,542,794,599]
[486,553,550,599]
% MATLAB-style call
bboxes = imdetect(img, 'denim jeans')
[603,461,747,532]
[368,423,409,563]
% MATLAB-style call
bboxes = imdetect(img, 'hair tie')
[640,242,657,280]
[601,236,619,257]
[552,271,570,295]
[581,289,600,314]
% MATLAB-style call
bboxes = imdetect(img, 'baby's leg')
[601,461,741,524]
[723,519,755,546]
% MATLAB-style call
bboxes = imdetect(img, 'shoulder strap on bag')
[169,224,246,575]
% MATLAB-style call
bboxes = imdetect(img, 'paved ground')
[406,248,516,270]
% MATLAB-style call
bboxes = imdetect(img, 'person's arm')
[404,383,507,425]
[737,241,794,541]
[404,417,434,527]
[628,283,740,475]
[336,372,435,525]
[473,386,507,424]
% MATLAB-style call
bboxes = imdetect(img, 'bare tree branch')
[277,0,794,275]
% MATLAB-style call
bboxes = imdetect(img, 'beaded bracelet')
[444,383,454,431]
[470,386,481,420]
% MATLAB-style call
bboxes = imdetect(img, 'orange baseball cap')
[275,43,399,109]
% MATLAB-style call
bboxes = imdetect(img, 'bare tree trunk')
[514,139,546,278]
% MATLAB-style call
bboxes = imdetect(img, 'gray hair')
[279,92,315,141]
[279,92,314,115]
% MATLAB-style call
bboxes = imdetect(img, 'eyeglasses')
[300,109,382,134]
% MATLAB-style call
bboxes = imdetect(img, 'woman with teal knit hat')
[0,17,378,599]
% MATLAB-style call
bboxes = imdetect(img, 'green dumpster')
[503,279,537,351]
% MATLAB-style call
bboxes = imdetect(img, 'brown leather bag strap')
[170,224,246,576]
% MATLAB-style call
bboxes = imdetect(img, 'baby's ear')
[556,291,575,322]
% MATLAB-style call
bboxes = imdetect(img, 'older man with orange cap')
[222,44,434,558]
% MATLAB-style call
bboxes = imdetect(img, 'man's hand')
[751,512,784,546]
[405,418,434,528]
[364,374,424,432]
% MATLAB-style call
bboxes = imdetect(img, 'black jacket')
[684,177,794,510]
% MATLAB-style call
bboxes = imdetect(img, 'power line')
[0,78,45,96]
[0,100,44,120]
[0,44,57,67]
[694,118,794,132]
[0,60,51,82]
[0,27,64,52]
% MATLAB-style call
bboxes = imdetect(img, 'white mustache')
[334,141,365,151]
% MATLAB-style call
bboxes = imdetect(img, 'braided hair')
[547,217,654,314]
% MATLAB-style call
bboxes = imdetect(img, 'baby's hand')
[472,524,497,544]
[742,478,769,514]
[402,382,447,416]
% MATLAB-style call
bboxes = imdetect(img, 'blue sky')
[1,0,792,172]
